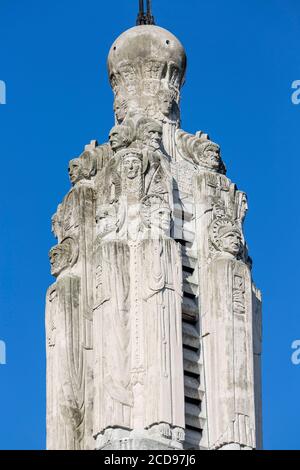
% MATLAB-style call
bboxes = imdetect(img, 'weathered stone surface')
[46,18,262,451]
[194,171,262,450]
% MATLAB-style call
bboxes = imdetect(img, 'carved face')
[109,127,125,152]
[114,98,127,123]
[143,124,163,150]
[219,230,242,257]
[151,207,171,236]
[203,146,220,170]
[49,246,70,277]
[240,194,248,220]
[193,142,221,171]
[123,155,142,179]
[68,160,83,185]
[159,94,173,116]
[109,125,133,152]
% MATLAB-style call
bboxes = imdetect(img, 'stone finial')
[108,25,186,122]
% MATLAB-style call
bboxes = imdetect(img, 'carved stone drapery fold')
[46,275,85,450]
[93,238,185,448]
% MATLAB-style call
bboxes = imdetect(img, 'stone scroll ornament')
[46,13,262,451]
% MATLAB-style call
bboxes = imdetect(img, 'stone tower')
[46,1,262,451]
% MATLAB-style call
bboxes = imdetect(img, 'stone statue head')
[68,151,97,186]
[210,219,242,258]
[109,123,134,152]
[49,237,78,277]
[142,194,171,237]
[68,158,84,185]
[218,225,242,257]
[157,89,174,116]
[195,141,222,172]
[115,148,147,178]
[136,118,163,150]
[122,151,143,180]
[176,130,226,174]
[114,95,128,124]
[239,192,248,223]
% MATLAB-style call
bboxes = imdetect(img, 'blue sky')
[0,0,299,450]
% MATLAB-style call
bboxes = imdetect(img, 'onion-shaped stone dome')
[107,25,187,105]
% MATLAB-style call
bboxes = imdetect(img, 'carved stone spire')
[46,4,262,452]
[108,22,186,155]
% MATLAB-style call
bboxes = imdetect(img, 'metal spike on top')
[137,0,155,25]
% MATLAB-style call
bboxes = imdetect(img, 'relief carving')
[141,238,185,440]
[209,218,243,260]
[49,237,78,278]
[114,94,128,124]
[68,150,97,186]
[141,194,171,239]
[109,122,135,153]
[95,116,172,243]
[176,129,226,174]
[46,236,89,449]
[233,272,246,315]
[93,241,132,438]
[201,209,257,449]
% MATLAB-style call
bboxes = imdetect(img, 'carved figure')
[136,117,163,150]
[210,219,243,259]
[176,129,226,174]
[109,123,134,152]
[49,237,78,277]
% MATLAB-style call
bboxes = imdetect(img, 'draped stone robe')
[93,236,185,445]
[141,238,185,435]
[93,241,132,439]
[201,254,257,450]
[46,275,85,450]
[47,181,95,449]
